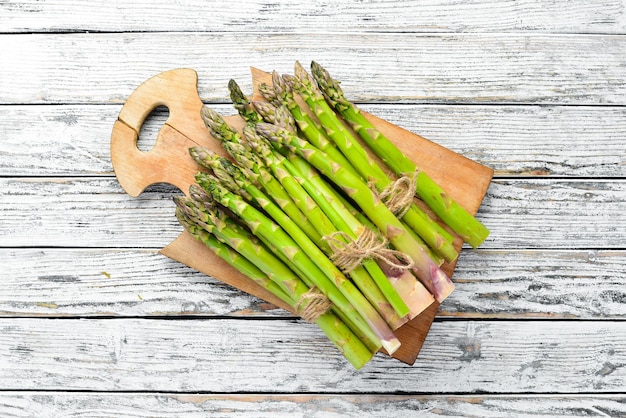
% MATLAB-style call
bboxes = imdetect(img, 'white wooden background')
[1,1,626,416]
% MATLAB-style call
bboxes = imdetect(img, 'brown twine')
[323,229,414,273]
[376,171,420,218]
[295,287,332,323]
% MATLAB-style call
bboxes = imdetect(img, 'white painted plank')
[373,104,626,178]
[478,179,626,249]
[0,248,287,317]
[480,180,626,249]
[0,0,621,405]
[1,33,625,104]
[445,250,626,319]
[1,249,625,319]
[1,0,625,34]
[0,318,624,393]
[1,178,624,249]
[0,178,183,248]
[0,393,624,418]
[1,104,624,177]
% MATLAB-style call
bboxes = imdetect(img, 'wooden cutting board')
[110,68,493,365]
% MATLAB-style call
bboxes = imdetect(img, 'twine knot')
[376,171,419,217]
[295,287,332,323]
[323,229,414,273]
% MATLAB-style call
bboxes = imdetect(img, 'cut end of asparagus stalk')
[428,263,456,303]
[378,263,436,319]
[383,339,402,356]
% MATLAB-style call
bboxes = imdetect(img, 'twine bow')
[323,229,414,274]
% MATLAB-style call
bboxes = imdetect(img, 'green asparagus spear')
[244,108,418,316]
[191,184,382,355]
[242,128,410,323]
[175,195,374,368]
[196,175,402,354]
[282,150,436,318]
[256,122,455,303]
[199,107,322,244]
[175,207,294,307]
[287,62,458,263]
[228,79,263,125]
[260,105,435,315]
[258,81,281,107]
[192,144,407,327]
[310,61,490,248]
[266,71,363,180]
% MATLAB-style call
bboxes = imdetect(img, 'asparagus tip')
[254,122,277,139]
[271,70,282,87]
[172,195,186,208]
[258,82,280,107]
[252,100,277,123]
[189,146,222,171]
[294,60,307,79]
[189,184,211,204]
[274,105,296,132]
[200,106,220,124]
[271,71,291,101]
[310,61,347,107]
[282,74,296,89]
[228,79,246,102]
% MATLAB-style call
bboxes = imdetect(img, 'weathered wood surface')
[0,393,624,418]
[1,0,625,413]
[2,0,625,34]
[2,178,624,249]
[2,248,625,319]
[1,33,625,105]
[1,104,624,178]
[0,318,624,393]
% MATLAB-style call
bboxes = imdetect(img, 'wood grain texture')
[1,249,624,319]
[443,250,626,319]
[1,33,625,105]
[0,248,287,318]
[1,0,625,34]
[1,0,624,406]
[0,393,624,417]
[481,180,626,249]
[0,318,624,393]
[1,178,623,249]
[2,104,624,177]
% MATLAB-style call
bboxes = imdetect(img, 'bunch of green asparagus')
[174,61,490,369]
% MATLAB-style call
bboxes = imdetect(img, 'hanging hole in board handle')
[110,69,217,198]
[137,105,170,152]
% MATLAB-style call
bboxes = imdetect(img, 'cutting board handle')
[110,68,214,197]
